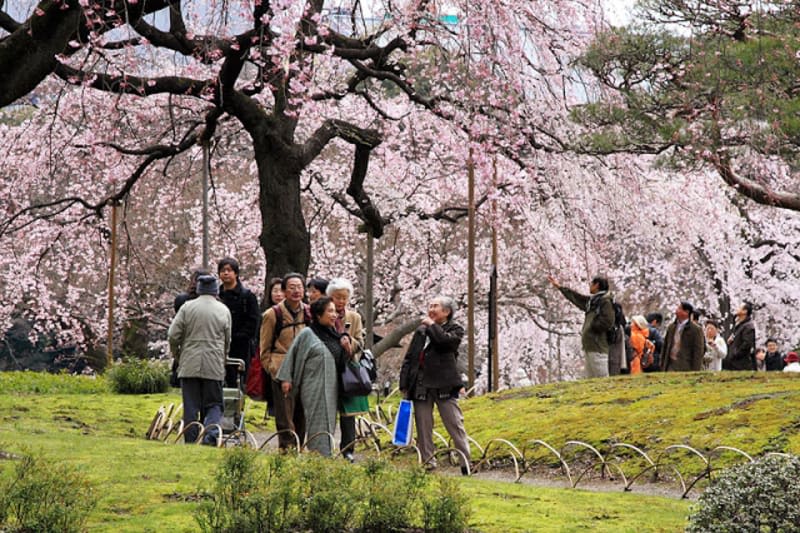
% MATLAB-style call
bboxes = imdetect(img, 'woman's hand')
[281,381,292,397]
[340,335,353,357]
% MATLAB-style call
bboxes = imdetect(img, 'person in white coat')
[704,320,727,371]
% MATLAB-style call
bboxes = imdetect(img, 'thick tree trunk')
[254,138,311,293]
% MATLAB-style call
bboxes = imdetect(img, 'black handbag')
[341,360,372,397]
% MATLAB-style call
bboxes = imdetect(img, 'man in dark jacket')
[217,257,260,384]
[760,338,785,371]
[548,275,616,378]
[661,301,705,372]
[724,302,757,371]
[399,296,470,475]
[644,312,664,373]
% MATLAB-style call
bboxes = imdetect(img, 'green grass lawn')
[11,371,780,531]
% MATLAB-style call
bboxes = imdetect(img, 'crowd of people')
[166,258,470,472]
[549,274,800,379]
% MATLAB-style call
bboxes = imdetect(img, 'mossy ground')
[6,371,790,531]
[462,371,800,456]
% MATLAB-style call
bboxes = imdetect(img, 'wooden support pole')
[467,145,476,389]
[106,203,119,367]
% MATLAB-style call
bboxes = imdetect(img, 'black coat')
[765,351,785,371]
[399,320,465,399]
[723,318,756,371]
[218,281,260,360]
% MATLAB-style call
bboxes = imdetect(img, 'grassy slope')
[17,373,796,531]
[461,371,800,456]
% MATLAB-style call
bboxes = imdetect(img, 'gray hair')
[326,278,354,297]
[433,295,456,320]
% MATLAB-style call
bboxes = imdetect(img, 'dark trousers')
[272,379,305,449]
[340,414,356,453]
[181,378,223,444]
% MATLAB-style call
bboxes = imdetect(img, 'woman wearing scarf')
[277,296,344,456]
[326,278,369,461]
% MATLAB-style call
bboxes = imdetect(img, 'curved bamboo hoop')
[161,419,183,442]
[466,435,485,457]
[706,445,754,482]
[473,438,523,480]
[197,423,223,447]
[424,447,471,474]
[520,439,573,486]
[146,408,165,440]
[303,431,337,454]
[257,429,301,453]
[659,444,710,498]
[562,440,611,488]
[173,421,205,444]
[389,444,423,463]
[608,443,658,491]
[338,435,382,458]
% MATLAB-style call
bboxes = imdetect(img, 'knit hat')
[785,352,799,364]
[196,275,219,295]
[632,315,649,330]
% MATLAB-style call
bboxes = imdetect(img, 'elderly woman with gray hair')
[326,277,368,461]
[399,295,471,475]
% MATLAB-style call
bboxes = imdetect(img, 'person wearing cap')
[630,315,655,375]
[660,301,705,372]
[168,275,232,444]
[306,277,329,305]
[782,352,800,373]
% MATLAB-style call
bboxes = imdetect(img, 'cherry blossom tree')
[574,0,800,211]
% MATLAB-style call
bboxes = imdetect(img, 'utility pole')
[491,156,499,391]
[467,145,476,389]
[364,229,374,350]
[106,202,119,367]
[202,141,210,270]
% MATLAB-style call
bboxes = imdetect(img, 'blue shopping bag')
[392,399,413,446]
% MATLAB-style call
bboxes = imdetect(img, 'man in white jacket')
[168,275,232,444]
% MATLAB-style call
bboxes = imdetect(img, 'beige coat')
[168,295,231,381]
[259,300,309,376]
[342,308,365,361]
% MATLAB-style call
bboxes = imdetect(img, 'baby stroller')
[221,358,256,447]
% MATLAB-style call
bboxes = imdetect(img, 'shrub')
[107,358,170,394]
[196,450,471,533]
[196,449,301,533]
[687,455,800,532]
[359,458,427,532]
[0,452,96,533]
[422,476,471,533]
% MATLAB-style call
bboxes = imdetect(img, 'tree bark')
[253,135,311,288]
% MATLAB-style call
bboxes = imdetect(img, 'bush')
[687,455,800,532]
[0,452,96,533]
[107,358,170,394]
[196,449,472,533]
[422,476,471,533]
[360,458,427,532]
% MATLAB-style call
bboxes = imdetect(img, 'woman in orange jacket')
[630,315,656,375]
